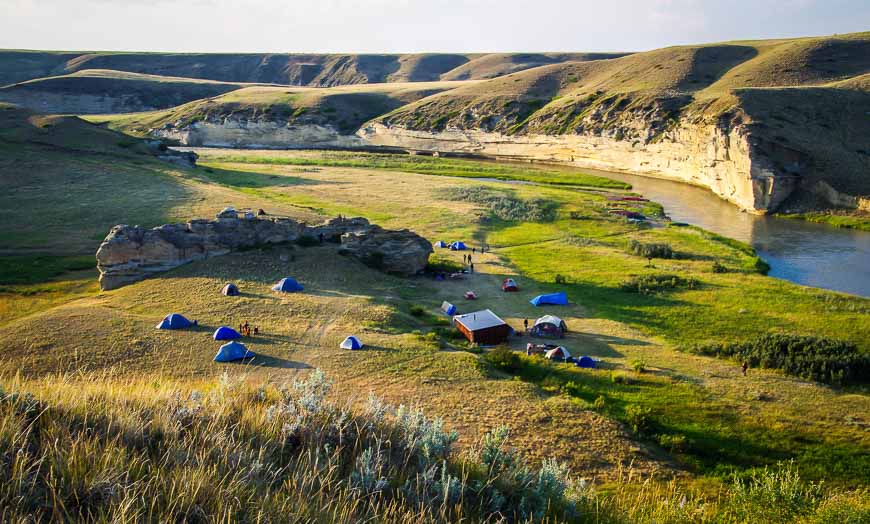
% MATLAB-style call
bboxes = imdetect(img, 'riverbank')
[778,211,870,232]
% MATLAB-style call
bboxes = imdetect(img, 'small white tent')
[545,346,571,362]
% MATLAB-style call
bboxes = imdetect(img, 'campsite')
[3,3,870,518]
[1,143,869,520]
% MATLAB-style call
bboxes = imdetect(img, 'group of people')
[238,320,259,337]
[462,253,475,273]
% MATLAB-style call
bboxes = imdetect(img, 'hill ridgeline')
[3,33,869,214]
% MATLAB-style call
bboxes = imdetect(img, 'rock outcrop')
[96,212,431,290]
[339,225,435,276]
[152,120,367,149]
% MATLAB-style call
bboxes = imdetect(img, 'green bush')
[712,261,728,273]
[425,259,463,273]
[409,305,426,317]
[484,347,522,373]
[611,371,632,385]
[593,395,606,411]
[624,404,653,434]
[627,240,673,260]
[657,433,687,452]
[619,274,698,295]
[724,463,824,523]
[684,333,870,386]
[630,359,647,373]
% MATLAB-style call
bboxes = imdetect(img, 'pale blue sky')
[1,0,868,53]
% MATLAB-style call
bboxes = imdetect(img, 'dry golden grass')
[2,147,868,489]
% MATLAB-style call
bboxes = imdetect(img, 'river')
[568,168,870,298]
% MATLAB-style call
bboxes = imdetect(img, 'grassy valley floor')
[1,148,868,515]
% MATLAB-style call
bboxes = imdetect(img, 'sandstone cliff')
[360,33,870,214]
[95,211,432,290]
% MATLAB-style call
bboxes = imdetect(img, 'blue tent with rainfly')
[214,341,255,362]
[340,336,363,350]
[441,301,457,316]
[575,356,597,369]
[156,313,193,330]
[450,241,467,251]
[530,292,569,307]
[434,241,448,248]
[213,326,242,341]
[272,277,304,293]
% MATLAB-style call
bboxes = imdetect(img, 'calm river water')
[575,168,870,298]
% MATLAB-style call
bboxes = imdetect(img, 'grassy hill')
[439,52,631,81]
[92,81,469,136]
[375,31,870,199]
[0,69,247,114]
[1,98,869,518]
[0,50,626,88]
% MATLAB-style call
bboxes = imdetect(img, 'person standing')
[524,318,529,332]
[741,362,748,376]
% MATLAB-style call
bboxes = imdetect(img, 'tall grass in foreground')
[0,371,866,523]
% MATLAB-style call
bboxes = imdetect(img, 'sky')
[1,0,868,53]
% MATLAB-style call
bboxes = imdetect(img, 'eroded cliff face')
[153,119,366,149]
[357,119,801,213]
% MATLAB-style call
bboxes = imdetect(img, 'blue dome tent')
[576,356,597,369]
[530,292,568,307]
[213,326,242,341]
[272,277,304,293]
[450,241,467,251]
[434,241,447,248]
[221,283,239,296]
[214,341,255,362]
[340,336,363,350]
[441,301,457,316]
[156,313,193,330]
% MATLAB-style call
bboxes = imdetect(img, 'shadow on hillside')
[251,355,312,369]
[189,165,331,189]
[356,344,397,353]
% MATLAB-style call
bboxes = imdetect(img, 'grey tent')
[531,315,567,338]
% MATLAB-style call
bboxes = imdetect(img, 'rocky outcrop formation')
[339,226,434,276]
[152,120,367,149]
[96,211,431,290]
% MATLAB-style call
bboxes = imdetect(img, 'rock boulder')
[339,225,434,275]
[95,211,430,290]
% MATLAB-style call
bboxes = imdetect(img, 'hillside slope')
[0,103,200,255]
[95,82,468,148]
[0,50,625,87]
[0,69,247,114]
[362,32,870,213]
